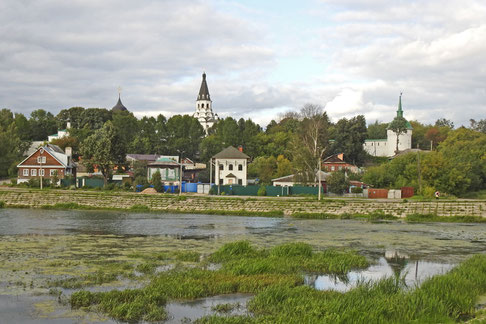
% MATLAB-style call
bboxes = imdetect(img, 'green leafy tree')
[470,119,486,134]
[29,109,58,140]
[388,116,409,154]
[112,110,139,149]
[56,107,85,129]
[151,170,163,192]
[291,104,330,184]
[327,170,350,194]
[367,121,388,139]
[331,115,367,165]
[166,115,204,160]
[435,118,454,129]
[80,108,112,130]
[0,123,30,177]
[80,121,126,185]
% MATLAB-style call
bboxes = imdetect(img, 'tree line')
[0,105,485,196]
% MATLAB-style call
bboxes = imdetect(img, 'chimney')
[65,147,72,157]
[238,145,243,152]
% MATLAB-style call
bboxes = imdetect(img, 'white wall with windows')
[215,158,247,186]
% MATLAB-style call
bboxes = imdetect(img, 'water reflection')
[308,255,454,292]
[165,294,251,324]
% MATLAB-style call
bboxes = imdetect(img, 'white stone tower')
[194,72,217,134]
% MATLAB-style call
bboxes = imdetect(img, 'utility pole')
[417,144,422,194]
[318,148,326,201]
[177,150,184,195]
[39,148,44,190]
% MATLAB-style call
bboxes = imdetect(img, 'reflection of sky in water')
[312,257,455,292]
[165,294,251,324]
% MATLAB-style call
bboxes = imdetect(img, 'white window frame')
[50,170,57,176]
[23,169,29,176]
[31,169,37,176]
[37,156,46,164]
[39,169,45,176]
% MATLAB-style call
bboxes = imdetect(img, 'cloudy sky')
[1,0,485,127]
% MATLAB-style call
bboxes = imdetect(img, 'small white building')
[213,146,249,186]
[363,94,413,157]
[48,121,71,142]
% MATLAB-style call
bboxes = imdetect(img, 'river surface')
[1,208,486,323]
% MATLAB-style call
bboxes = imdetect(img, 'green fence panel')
[290,186,319,196]
[265,185,288,196]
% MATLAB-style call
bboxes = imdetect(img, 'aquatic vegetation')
[292,211,398,221]
[406,213,486,223]
[41,202,87,210]
[0,200,5,208]
[67,241,367,322]
[130,204,150,210]
[71,288,168,322]
[211,302,240,313]
[49,270,118,289]
[203,254,486,323]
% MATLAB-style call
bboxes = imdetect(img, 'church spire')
[397,92,403,118]
[198,72,211,100]
[194,72,217,135]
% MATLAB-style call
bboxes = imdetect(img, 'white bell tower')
[194,72,217,134]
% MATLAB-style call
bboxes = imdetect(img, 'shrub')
[351,187,363,193]
[0,201,5,208]
[151,171,164,193]
[257,185,267,196]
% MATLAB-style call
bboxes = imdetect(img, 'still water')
[1,208,485,323]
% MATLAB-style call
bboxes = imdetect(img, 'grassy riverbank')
[0,187,485,221]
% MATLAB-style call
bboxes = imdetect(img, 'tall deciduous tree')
[80,121,126,185]
[331,115,367,165]
[29,109,58,140]
[291,104,330,183]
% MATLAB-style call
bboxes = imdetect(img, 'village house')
[17,144,75,184]
[212,146,249,185]
[322,153,359,173]
[147,156,206,185]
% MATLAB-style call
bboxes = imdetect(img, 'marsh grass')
[49,270,118,289]
[200,254,486,324]
[69,241,366,322]
[0,200,5,208]
[130,204,150,211]
[292,211,398,221]
[406,213,486,223]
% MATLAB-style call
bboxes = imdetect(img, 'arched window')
[202,103,205,108]
[238,164,243,171]
[229,164,233,171]
[219,164,224,171]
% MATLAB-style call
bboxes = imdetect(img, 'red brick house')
[322,153,359,173]
[17,144,76,184]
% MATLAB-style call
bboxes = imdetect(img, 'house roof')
[213,146,250,159]
[126,154,160,162]
[271,174,295,182]
[17,144,72,168]
[197,73,211,101]
[272,171,331,184]
[149,157,179,167]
